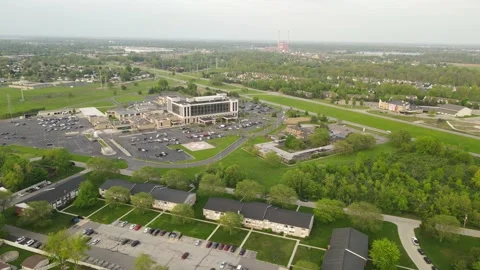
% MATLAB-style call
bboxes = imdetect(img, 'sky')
[1,0,480,44]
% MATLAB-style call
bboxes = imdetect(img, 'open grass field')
[148,214,217,239]
[113,94,146,103]
[243,233,296,266]
[88,204,133,224]
[3,207,75,235]
[414,228,480,269]
[63,199,106,217]
[171,135,239,162]
[292,245,324,268]
[255,95,480,153]
[208,228,248,246]
[121,208,159,226]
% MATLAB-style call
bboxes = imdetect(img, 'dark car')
[223,245,230,251]
[239,249,246,256]
[160,230,167,236]
[153,229,160,236]
[148,228,155,234]
[213,242,219,249]
[32,242,42,249]
[178,233,183,239]
[431,266,438,270]
[169,232,177,238]
[206,242,213,248]
[181,252,189,260]
[424,257,432,264]
[230,246,237,253]
[218,244,224,250]
[417,249,425,255]
[121,239,130,245]
[131,240,140,247]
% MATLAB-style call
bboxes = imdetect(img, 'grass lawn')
[292,245,324,267]
[255,95,480,153]
[113,94,146,103]
[48,166,85,182]
[63,199,106,217]
[0,244,36,267]
[148,214,217,239]
[300,217,415,268]
[209,228,248,246]
[243,232,296,266]
[414,228,480,269]
[4,208,75,234]
[170,135,240,162]
[88,204,133,224]
[121,208,160,226]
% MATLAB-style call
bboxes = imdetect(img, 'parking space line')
[87,202,111,218]
[287,240,300,268]
[145,212,164,227]
[206,224,221,241]
[116,207,136,221]
[295,205,300,212]
[238,228,253,250]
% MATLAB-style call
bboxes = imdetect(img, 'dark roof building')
[204,197,243,213]
[100,179,135,191]
[322,228,369,270]
[23,175,86,204]
[264,207,314,229]
[150,186,193,204]
[241,202,270,220]
[130,182,159,195]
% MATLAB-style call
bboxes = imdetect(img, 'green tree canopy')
[198,173,225,196]
[86,157,120,174]
[424,214,460,242]
[44,230,90,270]
[131,192,154,213]
[104,186,131,205]
[388,130,412,148]
[268,184,297,207]
[219,212,243,235]
[20,200,53,228]
[347,202,383,232]
[132,166,160,183]
[73,180,99,209]
[163,170,189,190]
[42,148,72,175]
[235,179,263,201]
[171,203,194,224]
[314,199,345,223]
[370,238,400,270]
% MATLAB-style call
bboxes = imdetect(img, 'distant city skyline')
[1,0,480,45]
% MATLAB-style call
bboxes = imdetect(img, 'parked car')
[218,244,224,250]
[239,249,246,256]
[424,257,432,264]
[169,232,177,238]
[120,221,128,227]
[160,230,167,236]
[134,225,142,231]
[130,224,136,230]
[143,227,151,233]
[15,236,26,244]
[153,229,160,236]
[417,249,425,255]
[206,242,213,248]
[412,237,419,246]
[431,266,438,270]
[195,240,201,246]
[181,252,189,260]
[131,240,140,247]
[230,246,237,253]
[213,242,219,249]
[91,239,100,245]
[121,239,130,245]
[223,245,230,251]
[25,239,36,246]
[219,262,226,269]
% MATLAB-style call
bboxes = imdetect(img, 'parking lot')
[71,220,252,270]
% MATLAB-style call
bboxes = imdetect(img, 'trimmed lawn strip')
[148,214,216,239]
[89,204,133,224]
[63,200,106,217]
[414,228,480,269]
[256,95,480,153]
[209,228,248,246]
[301,218,415,268]
[243,232,296,266]
[292,245,324,268]
[121,208,159,226]
[4,208,75,234]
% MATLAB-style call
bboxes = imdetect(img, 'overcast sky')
[1,0,479,44]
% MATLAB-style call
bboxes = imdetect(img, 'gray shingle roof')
[100,179,135,191]
[150,187,192,204]
[24,175,86,204]
[438,103,467,112]
[203,198,243,213]
[321,228,369,270]
[241,202,270,220]
[264,207,313,229]
[130,183,159,195]
[321,249,366,270]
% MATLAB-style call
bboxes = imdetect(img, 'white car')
[120,221,128,227]
[195,240,201,246]
[25,239,36,246]
[91,239,100,245]
[143,227,151,233]
[220,262,226,269]
[15,236,26,243]
[130,224,136,230]
[412,237,419,246]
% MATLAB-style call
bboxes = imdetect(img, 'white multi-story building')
[166,93,238,124]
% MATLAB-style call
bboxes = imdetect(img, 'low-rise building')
[99,179,196,211]
[284,125,313,139]
[322,228,369,270]
[21,255,49,270]
[0,261,12,270]
[203,198,314,238]
[378,99,410,112]
[436,104,472,117]
[106,108,141,120]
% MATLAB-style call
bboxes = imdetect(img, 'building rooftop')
[264,207,313,229]
[100,179,135,191]
[321,249,366,270]
[241,202,270,220]
[130,182,159,195]
[22,254,48,269]
[23,175,86,204]
[150,187,193,204]
[204,197,244,213]
[438,103,469,113]
[322,227,369,270]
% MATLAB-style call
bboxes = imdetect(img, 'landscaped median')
[208,228,248,247]
[243,232,297,267]
[148,213,217,239]
[255,95,480,153]
[88,204,133,224]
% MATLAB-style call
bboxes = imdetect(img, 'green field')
[4,208,75,234]
[113,94,146,103]
[121,208,160,226]
[415,228,480,269]
[208,228,248,246]
[171,136,239,162]
[89,204,133,224]
[292,246,324,268]
[148,214,217,239]
[243,233,296,266]
[255,95,480,153]
[64,200,106,217]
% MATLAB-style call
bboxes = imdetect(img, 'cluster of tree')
[0,148,72,191]
[44,230,90,269]
[134,253,169,270]
[333,133,376,153]
[283,127,331,151]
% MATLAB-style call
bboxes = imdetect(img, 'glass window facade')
[190,102,230,116]
[172,104,181,115]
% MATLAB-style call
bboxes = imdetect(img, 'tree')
[219,212,243,235]
[310,115,318,124]
[370,238,400,270]
[73,180,98,209]
[388,130,412,148]
[293,260,319,270]
[252,96,260,104]
[268,184,297,207]
[156,79,169,91]
[198,173,225,196]
[472,169,480,188]
[42,148,72,175]
[347,202,383,232]
[282,169,313,200]
[0,190,12,211]
[210,74,225,86]
[163,170,189,190]
[308,128,330,147]
[235,180,263,201]
[134,253,169,270]
[265,151,282,167]
[20,201,53,228]
[333,140,354,153]
[121,85,127,90]
[425,214,460,242]
[171,203,194,224]
[132,166,160,183]
[222,165,245,188]
[415,136,444,155]
[473,261,480,270]
[314,199,345,223]
[345,133,376,150]
[131,192,154,213]
[104,186,130,205]
[44,230,90,270]
[86,157,119,174]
